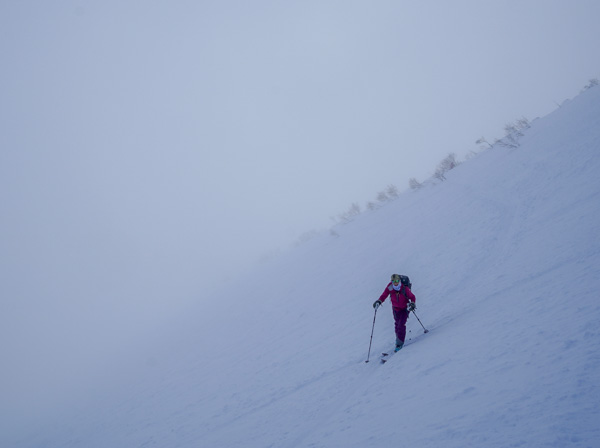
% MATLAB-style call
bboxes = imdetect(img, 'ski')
[379,328,431,364]
[380,348,400,363]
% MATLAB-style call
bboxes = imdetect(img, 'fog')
[1,0,600,432]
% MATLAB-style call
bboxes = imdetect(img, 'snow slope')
[5,86,600,448]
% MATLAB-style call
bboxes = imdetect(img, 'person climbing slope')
[372,274,416,352]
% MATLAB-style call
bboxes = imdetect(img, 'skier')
[372,274,416,351]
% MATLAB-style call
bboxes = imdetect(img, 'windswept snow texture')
[6,87,600,447]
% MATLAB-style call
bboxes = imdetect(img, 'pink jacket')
[378,282,416,310]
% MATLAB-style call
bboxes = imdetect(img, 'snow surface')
[4,87,600,447]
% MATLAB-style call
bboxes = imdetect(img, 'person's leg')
[393,308,409,347]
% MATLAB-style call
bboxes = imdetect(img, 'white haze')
[1,0,600,435]
[3,69,599,448]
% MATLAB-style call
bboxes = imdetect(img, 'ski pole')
[411,310,429,333]
[365,307,378,363]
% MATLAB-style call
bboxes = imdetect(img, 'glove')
[407,302,416,312]
[373,300,382,310]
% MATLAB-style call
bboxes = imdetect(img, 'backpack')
[398,275,412,289]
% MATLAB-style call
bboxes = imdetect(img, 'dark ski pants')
[392,308,410,345]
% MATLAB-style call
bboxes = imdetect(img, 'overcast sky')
[3,1,600,275]
[1,0,600,428]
